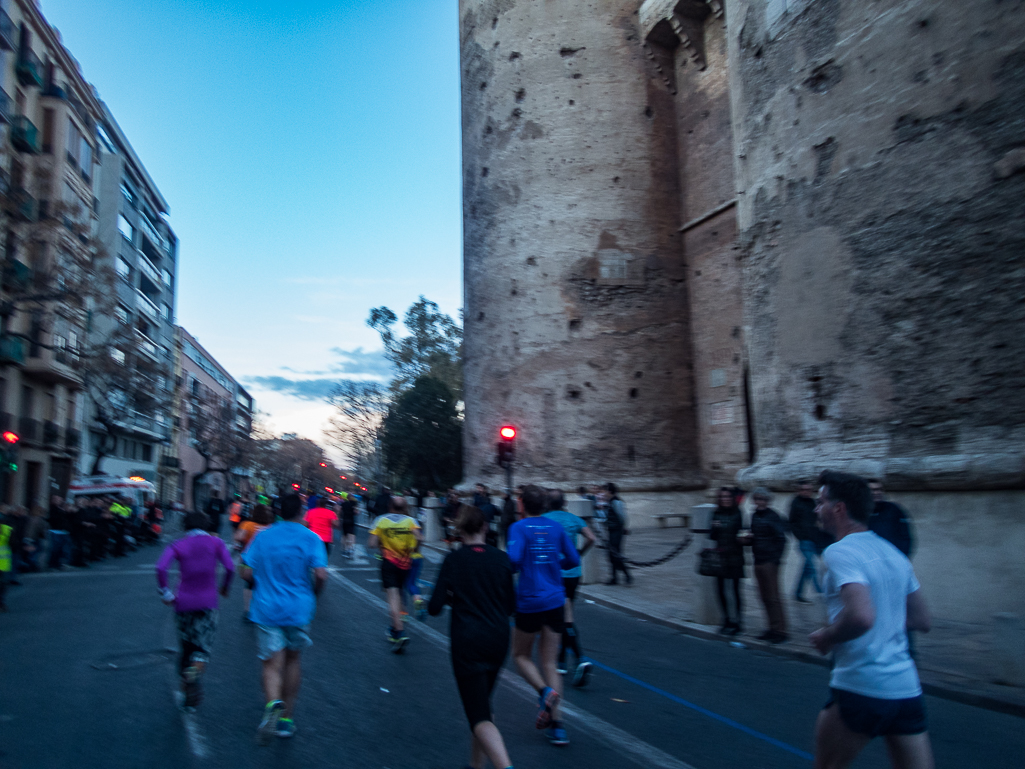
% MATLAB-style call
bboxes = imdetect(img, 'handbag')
[698,547,723,577]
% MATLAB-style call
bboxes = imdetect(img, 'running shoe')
[546,722,569,746]
[275,718,296,738]
[413,596,426,620]
[256,700,285,745]
[572,661,592,688]
[182,666,202,709]
[535,686,560,729]
[556,662,568,675]
[390,627,410,654]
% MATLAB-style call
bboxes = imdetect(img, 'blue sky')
[42,0,461,445]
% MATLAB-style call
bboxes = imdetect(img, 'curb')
[577,588,1025,720]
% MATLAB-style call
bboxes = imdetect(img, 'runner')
[429,505,516,769]
[339,494,357,558]
[233,503,274,622]
[810,471,934,769]
[543,489,596,686]
[304,499,339,559]
[0,516,12,611]
[240,493,328,744]
[507,484,580,746]
[228,495,244,532]
[155,512,235,712]
[368,496,422,652]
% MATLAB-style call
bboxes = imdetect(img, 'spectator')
[3,506,28,583]
[709,487,745,635]
[23,505,49,572]
[867,480,913,557]
[747,488,788,643]
[47,495,71,570]
[604,483,631,586]
[789,480,824,603]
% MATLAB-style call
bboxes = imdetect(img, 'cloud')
[328,347,393,378]
[245,376,350,401]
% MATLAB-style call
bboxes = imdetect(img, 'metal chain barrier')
[594,523,695,568]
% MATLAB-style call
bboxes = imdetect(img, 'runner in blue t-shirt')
[507,485,579,747]
[544,489,596,688]
[240,493,328,744]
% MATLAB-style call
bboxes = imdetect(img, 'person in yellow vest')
[0,519,12,611]
[110,496,132,557]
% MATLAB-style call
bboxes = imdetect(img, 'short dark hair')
[547,488,565,511]
[819,470,872,524]
[521,485,546,516]
[577,486,588,496]
[280,493,303,520]
[185,511,210,531]
[252,503,274,525]
[456,504,486,535]
[606,482,618,496]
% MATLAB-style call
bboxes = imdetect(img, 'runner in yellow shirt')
[368,497,421,653]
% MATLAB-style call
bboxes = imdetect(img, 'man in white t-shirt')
[809,470,933,769]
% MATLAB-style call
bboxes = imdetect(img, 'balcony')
[8,187,38,222]
[16,48,44,88]
[0,88,10,124]
[136,290,160,321]
[136,330,160,362]
[11,116,40,154]
[119,410,171,441]
[0,10,13,52]
[23,340,83,387]
[18,416,39,443]
[43,420,60,445]
[0,336,25,365]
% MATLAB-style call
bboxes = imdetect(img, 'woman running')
[234,503,273,622]
[428,506,516,769]
[156,511,234,711]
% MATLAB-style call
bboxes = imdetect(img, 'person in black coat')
[747,488,789,643]
[867,480,913,557]
[429,505,515,769]
[709,487,745,635]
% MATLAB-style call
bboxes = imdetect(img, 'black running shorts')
[825,688,927,737]
[381,559,410,590]
[456,668,502,728]
[562,576,580,601]
[515,606,565,634]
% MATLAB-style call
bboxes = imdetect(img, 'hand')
[219,586,230,598]
[809,627,833,655]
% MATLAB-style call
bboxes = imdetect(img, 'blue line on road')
[583,657,814,761]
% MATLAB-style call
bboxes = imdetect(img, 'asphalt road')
[1,530,1022,769]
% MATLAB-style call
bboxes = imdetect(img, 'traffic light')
[1,430,19,473]
[319,462,327,467]
[291,482,300,490]
[496,425,516,467]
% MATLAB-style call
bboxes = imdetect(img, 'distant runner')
[305,500,339,558]
[339,494,358,559]
[508,485,579,746]
[240,493,328,743]
[429,505,516,769]
[368,497,422,652]
[155,512,235,712]
[233,503,274,623]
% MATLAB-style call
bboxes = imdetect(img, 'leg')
[538,625,564,719]
[767,563,786,634]
[512,629,547,692]
[386,587,404,632]
[716,575,731,625]
[473,721,512,769]
[732,578,743,627]
[754,564,773,630]
[261,650,286,704]
[814,702,872,769]
[281,650,303,719]
[883,733,934,769]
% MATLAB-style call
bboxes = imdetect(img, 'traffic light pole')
[505,461,513,497]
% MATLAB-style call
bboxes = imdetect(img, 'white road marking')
[328,572,697,769]
[162,613,210,760]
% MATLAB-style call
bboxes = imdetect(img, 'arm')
[506,525,524,571]
[312,566,327,596]
[579,525,596,557]
[906,588,931,633]
[559,527,581,570]
[367,533,380,551]
[809,582,876,654]
[427,557,452,616]
[155,544,176,593]
[217,541,235,596]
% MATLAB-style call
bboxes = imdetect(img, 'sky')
[41,0,462,454]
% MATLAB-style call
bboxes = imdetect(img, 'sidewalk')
[576,527,1025,718]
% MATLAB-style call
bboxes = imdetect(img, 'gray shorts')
[256,624,312,660]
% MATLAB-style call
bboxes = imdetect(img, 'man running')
[368,497,422,652]
[339,494,357,558]
[543,489,596,686]
[204,490,226,537]
[507,485,579,746]
[240,493,328,743]
[810,471,933,769]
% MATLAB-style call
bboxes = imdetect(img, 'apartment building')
[177,327,254,512]
[0,0,177,505]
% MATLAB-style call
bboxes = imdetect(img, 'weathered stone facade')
[461,0,1025,494]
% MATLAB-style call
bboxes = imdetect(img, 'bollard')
[992,613,1025,686]
[566,498,600,584]
[421,497,443,544]
[692,503,721,626]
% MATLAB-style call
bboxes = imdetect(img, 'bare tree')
[325,380,387,478]
[182,381,252,505]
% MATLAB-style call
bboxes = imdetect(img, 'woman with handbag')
[709,487,745,635]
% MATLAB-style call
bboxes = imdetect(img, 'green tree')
[368,296,462,400]
[381,375,461,490]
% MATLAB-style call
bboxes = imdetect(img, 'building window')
[117,214,134,244]
[163,304,172,322]
[42,109,55,153]
[116,256,131,280]
[142,443,153,462]
[115,305,130,324]
[120,182,135,209]
[111,348,126,366]
[66,119,81,168]
[80,138,92,181]
[161,269,173,287]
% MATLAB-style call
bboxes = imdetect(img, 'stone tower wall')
[460,0,704,490]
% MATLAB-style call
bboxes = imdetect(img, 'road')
[1,530,1021,769]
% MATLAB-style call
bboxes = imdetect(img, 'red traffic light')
[319,462,327,467]
[2,431,19,444]
[499,425,516,441]
[291,483,300,490]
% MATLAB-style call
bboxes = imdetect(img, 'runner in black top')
[340,496,357,558]
[428,505,516,769]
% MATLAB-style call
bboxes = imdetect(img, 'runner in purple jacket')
[156,511,234,712]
